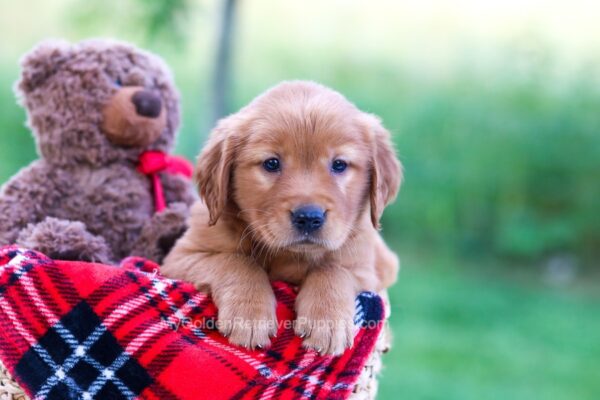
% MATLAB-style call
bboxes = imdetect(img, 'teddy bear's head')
[16,39,180,166]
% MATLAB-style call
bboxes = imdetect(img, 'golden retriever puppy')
[162,81,402,355]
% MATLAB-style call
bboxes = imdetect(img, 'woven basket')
[0,363,26,400]
[0,292,391,400]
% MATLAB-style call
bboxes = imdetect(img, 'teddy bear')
[0,39,196,264]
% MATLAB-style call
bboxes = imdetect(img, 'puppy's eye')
[331,159,348,173]
[263,157,281,172]
[114,77,123,87]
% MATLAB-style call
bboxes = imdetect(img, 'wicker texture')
[0,363,26,400]
[348,322,390,400]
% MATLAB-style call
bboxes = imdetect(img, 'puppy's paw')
[217,293,278,350]
[294,299,355,356]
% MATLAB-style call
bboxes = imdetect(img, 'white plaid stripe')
[1,249,33,287]
[0,295,38,346]
[102,293,150,328]
[332,382,350,391]
[258,295,368,399]
[17,269,142,399]
[258,384,278,399]
[354,294,368,326]
[33,321,137,399]
[125,320,167,355]
[146,276,274,373]
[0,297,85,400]
[18,273,60,326]
[301,363,331,397]
[35,323,106,398]
[7,252,27,268]
[84,352,136,398]
[257,344,320,400]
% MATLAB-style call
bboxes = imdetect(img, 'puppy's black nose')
[131,90,162,118]
[291,205,326,234]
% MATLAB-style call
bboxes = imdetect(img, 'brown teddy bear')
[0,39,196,264]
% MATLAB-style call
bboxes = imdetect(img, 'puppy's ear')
[361,114,403,229]
[195,115,244,225]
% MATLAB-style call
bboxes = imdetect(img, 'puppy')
[162,81,402,355]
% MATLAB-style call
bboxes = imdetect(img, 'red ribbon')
[137,151,194,212]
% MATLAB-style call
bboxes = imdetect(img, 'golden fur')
[162,81,402,355]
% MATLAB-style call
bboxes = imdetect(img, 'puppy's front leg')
[212,254,278,348]
[294,266,357,355]
[162,252,277,349]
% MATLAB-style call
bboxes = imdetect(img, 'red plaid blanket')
[0,246,384,400]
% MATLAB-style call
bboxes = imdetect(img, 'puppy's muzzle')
[291,205,326,235]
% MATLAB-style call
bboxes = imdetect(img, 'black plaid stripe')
[355,291,384,326]
[15,301,152,400]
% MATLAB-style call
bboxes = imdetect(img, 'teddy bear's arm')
[130,202,189,264]
[0,162,53,246]
[160,173,197,207]
[147,173,196,261]
[127,173,194,264]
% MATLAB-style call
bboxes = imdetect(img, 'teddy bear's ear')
[17,39,72,94]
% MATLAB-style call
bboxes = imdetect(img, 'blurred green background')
[0,1,599,399]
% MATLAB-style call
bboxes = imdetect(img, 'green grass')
[380,244,600,400]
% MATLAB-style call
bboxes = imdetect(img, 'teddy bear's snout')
[132,90,162,118]
[102,86,167,148]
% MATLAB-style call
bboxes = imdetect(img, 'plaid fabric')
[0,245,385,400]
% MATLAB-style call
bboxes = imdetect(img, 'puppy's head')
[196,81,402,252]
